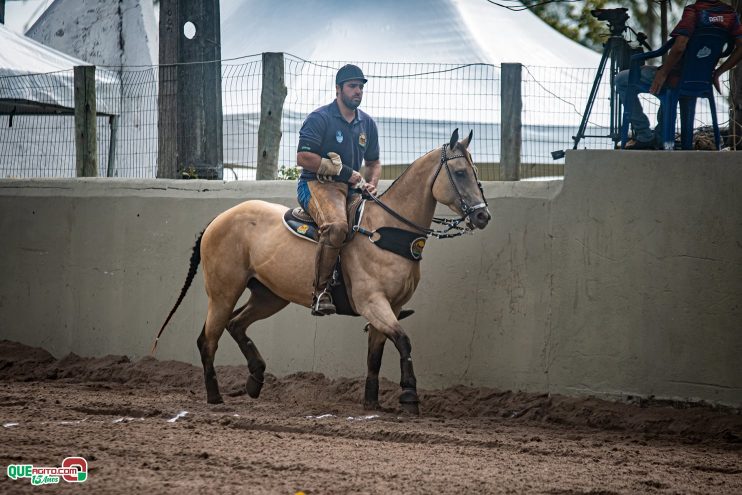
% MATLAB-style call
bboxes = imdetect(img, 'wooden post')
[501,63,521,181]
[107,115,118,177]
[157,0,223,179]
[660,0,668,64]
[732,1,742,150]
[157,0,178,179]
[257,52,287,180]
[74,65,98,177]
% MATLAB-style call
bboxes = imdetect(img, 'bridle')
[359,144,489,239]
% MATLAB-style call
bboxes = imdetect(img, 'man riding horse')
[296,64,381,316]
[154,67,492,411]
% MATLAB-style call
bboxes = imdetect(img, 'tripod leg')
[573,45,611,150]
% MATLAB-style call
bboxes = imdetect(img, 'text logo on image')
[6,457,88,485]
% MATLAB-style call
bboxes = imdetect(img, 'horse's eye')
[455,169,466,178]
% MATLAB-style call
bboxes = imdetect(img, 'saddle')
[282,194,366,244]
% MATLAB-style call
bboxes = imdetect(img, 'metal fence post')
[257,52,287,180]
[501,63,522,181]
[74,65,98,177]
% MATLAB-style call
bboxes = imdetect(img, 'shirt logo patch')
[697,46,711,59]
[359,132,367,147]
[336,130,344,143]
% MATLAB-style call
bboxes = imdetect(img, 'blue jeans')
[297,179,311,211]
[615,66,659,143]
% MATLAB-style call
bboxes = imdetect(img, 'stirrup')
[311,289,336,316]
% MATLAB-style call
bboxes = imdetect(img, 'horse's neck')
[376,154,438,229]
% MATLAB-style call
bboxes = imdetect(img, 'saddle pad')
[282,198,365,244]
[282,207,319,243]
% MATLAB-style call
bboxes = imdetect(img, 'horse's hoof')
[399,388,420,415]
[207,394,224,405]
[246,375,263,399]
[399,388,418,403]
[363,400,381,411]
[399,401,420,415]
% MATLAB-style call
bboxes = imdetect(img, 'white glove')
[317,152,343,182]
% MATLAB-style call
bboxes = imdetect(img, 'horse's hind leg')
[364,325,387,410]
[197,301,234,404]
[227,279,289,399]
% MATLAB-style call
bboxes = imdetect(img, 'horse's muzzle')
[467,207,491,230]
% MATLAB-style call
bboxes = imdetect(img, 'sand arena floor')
[1,340,740,494]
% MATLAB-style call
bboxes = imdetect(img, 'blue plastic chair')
[620,27,733,150]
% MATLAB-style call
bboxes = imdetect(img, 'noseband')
[361,144,489,239]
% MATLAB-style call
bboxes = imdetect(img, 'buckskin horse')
[155,129,490,414]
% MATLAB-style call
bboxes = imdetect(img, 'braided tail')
[151,230,205,354]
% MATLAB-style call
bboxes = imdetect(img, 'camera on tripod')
[591,8,629,35]
[551,7,652,160]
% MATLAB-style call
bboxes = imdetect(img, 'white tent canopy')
[220,0,600,67]
[0,24,119,115]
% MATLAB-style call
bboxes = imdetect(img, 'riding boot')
[312,241,340,316]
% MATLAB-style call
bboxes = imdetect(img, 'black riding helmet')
[335,64,367,85]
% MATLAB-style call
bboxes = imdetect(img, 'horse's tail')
[151,230,205,355]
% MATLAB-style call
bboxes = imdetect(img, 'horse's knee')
[320,221,348,248]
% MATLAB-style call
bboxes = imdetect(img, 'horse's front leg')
[361,298,419,415]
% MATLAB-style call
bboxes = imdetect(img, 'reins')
[358,143,488,240]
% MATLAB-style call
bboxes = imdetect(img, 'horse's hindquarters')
[202,200,317,308]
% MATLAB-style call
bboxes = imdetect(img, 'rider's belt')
[369,227,427,261]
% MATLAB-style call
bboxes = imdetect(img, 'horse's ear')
[463,129,473,149]
[449,128,459,150]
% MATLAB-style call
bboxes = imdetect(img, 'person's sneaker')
[624,139,657,150]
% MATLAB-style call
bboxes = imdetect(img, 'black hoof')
[363,400,381,411]
[207,394,224,405]
[246,375,263,399]
[399,388,419,403]
[399,401,420,415]
[399,389,420,415]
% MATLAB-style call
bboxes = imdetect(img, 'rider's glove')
[316,152,354,184]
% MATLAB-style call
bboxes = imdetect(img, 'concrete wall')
[1,150,740,406]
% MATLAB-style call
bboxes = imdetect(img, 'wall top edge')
[0,178,561,201]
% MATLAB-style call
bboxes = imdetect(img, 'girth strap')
[353,225,427,261]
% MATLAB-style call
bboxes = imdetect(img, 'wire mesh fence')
[0,55,736,180]
[222,56,262,180]
[100,68,159,178]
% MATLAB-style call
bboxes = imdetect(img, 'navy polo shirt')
[297,100,380,181]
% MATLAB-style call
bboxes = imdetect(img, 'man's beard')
[341,93,361,110]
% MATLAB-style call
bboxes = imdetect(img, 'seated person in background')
[615,0,742,150]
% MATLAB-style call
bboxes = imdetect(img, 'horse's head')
[431,129,491,230]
